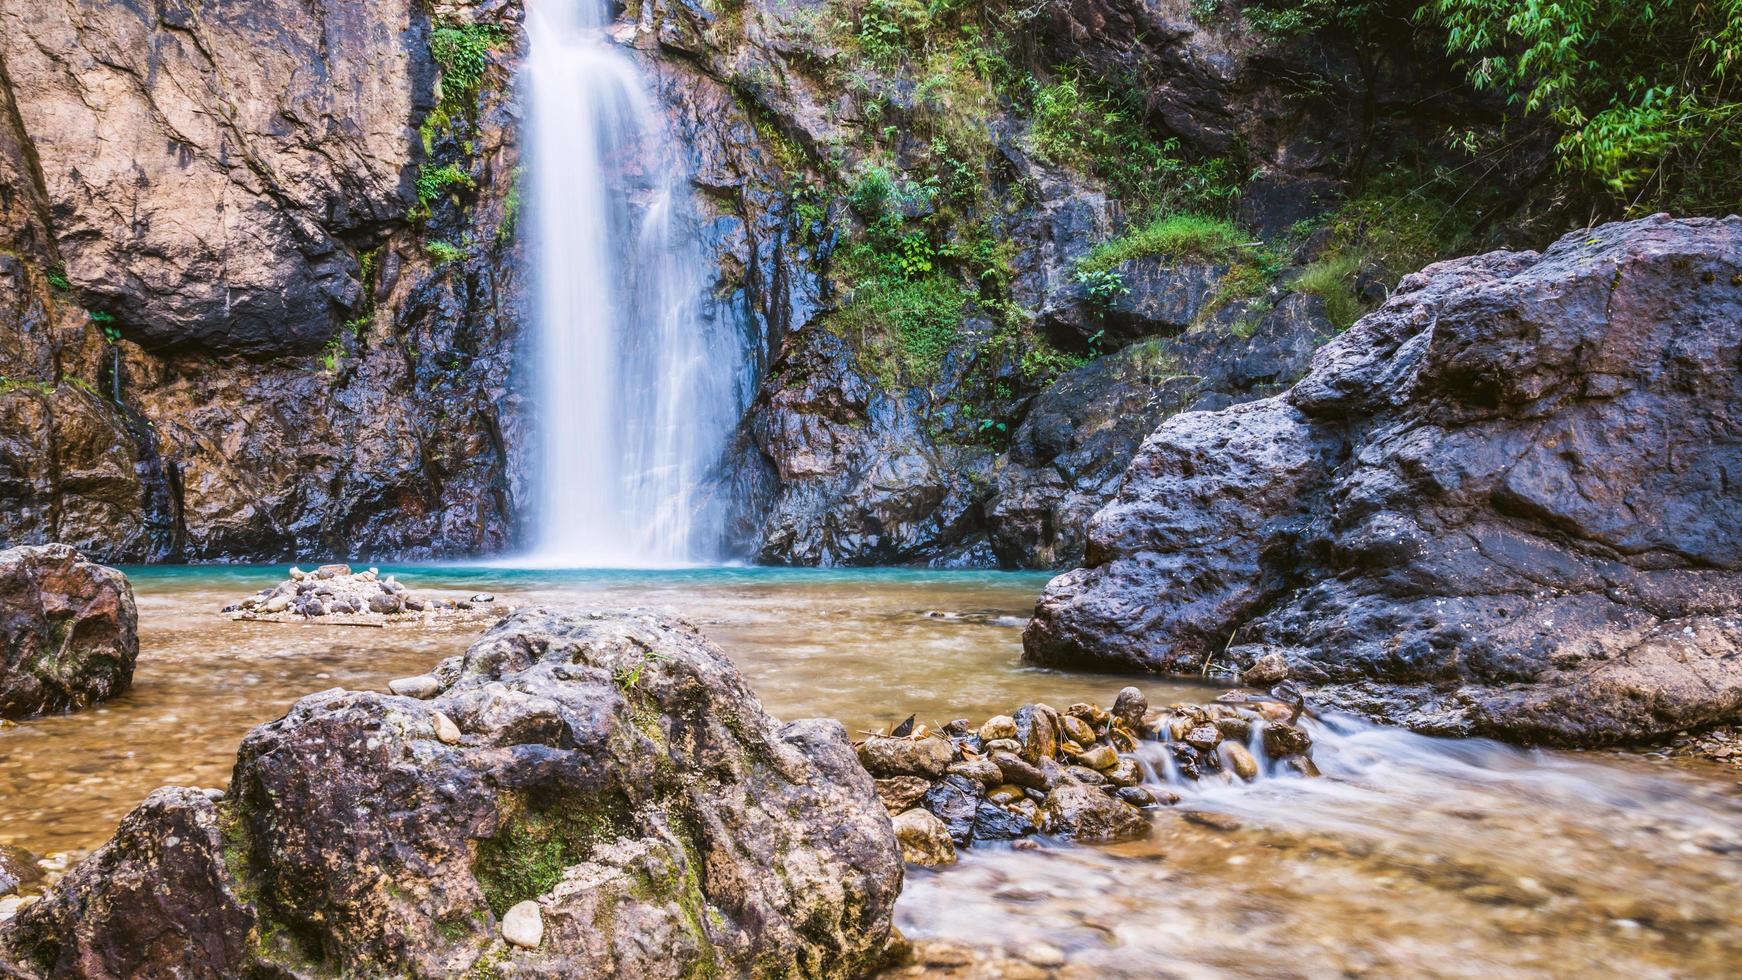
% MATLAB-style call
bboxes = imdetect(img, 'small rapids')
[900,713,1742,976]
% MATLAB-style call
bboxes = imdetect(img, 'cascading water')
[523,0,744,565]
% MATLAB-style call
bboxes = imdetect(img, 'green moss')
[828,272,968,385]
[45,267,70,291]
[1078,214,1245,275]
[1291,255,1364,330]
[0,376,54,395]
[426,240,465,265]
[472,790,632,916]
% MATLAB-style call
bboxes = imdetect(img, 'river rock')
[945,758,1003,788]
[876,776,934,815]
[921,776,985,848]
[1243,651,1290,686]
[978,715,1017,742]
[387,674,442,700]
[1111,687,1147,730]
[0,845,42,898]
[1073,744,1117,771]
[1041,784,1150,843]
[859,734,955,779]
[1060,714,1096,745]
[972,801,1038,841]
[1106,757,1143,787]
[432,711,461,745]
[0,545,137,720]
[1013,704,1061,763]
[892,809,957,867]
[501,900,544,949]
[1027,216,1742,746]
[1185,725,1222,752]
[1264,722,1313,757]
[991,751,1049,791]
[1,608,902,976]
[1224,743,1260,781]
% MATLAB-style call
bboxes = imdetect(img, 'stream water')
[0,567,1737,976]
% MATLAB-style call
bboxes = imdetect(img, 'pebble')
[984,738,1022,754]
[1019,942,1068,967]
[434,712,462,745]
[978,715,1018,742]
[502,900,544,948]
[388,675,442,699]
[471,593,495,603]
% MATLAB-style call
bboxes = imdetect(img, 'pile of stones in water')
[222,564,507,625]
[862,686,1318,866]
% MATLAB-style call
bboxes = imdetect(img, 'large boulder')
[0,545,137,720]
[1,608,902,977]
[1026,215,1742,746]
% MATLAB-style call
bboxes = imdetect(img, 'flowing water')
[1,567,1737,976]
[525,0,744,564]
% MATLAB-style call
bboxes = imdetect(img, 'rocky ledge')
[1025,215,1742,747]
[0,608,901,978]
[863,686,1316,866]
[223,564,510,628]
[0,545,137,721]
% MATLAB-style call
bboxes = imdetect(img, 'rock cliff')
[0,0,1508,567]
[1026,215,1742,746]
[0,0,527,561]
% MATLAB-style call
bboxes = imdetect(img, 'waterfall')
[523,0,741,565]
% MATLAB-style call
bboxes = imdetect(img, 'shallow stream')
[1,566,1737,976]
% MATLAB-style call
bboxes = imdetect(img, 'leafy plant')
[416,164,476,207]
[45,268,70,291]
[88,309,121,343]
[1421,0,1742,212]
[426,240,465,264]
[1073,268,1129,307]
[429,21,509,97]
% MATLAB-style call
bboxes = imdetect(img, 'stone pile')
[865,686,1317,866]
[222,564,507,626]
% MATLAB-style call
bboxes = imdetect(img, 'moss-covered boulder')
[0,544,137,720]
[1,608,902,978]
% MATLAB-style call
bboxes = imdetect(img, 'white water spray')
[524,0,742,565]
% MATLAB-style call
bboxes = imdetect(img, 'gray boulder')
[0,545,137,720]
[1027,215,1742,746]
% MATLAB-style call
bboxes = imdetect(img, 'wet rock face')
[0,545,136,720]
[2,608,901,977]
[0,0,419,355]
[1027,215,1742,746]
